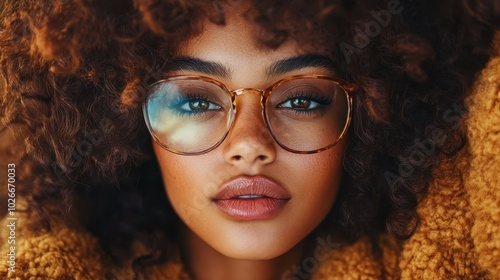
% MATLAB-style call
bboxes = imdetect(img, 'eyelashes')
[276,92,333,116]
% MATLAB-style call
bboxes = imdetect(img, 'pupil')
[190,100,208,110]
[292,98,310,109]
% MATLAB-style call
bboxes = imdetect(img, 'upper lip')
[212,176,291,200]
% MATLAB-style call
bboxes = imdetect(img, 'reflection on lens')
[145,78,232,154]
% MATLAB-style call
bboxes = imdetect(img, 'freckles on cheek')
[158,155,217,207]
[162,161,194,195]
[305,152,344,177]
[153,146,187,197]
[299,149,345,196]
[155,156,205,223]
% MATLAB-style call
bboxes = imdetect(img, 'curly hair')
[1,0,498,276]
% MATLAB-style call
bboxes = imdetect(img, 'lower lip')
[213,197,289,220]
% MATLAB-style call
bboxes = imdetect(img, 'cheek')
[153,143,231,232]
[153,144,212,221]
[283,145,345,226]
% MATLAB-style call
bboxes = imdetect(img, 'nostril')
[232,155,242,160]
[230,154,268,162]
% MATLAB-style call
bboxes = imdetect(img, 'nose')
[222,92,276,169]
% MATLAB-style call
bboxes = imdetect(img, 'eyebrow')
[167,54,336,78]
[266,54,337,78]
[168,57,230,77]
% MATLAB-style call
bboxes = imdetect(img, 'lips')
[211,176,291,220]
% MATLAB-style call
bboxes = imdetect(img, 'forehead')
[177,16,309,60]
[172,14,333,87]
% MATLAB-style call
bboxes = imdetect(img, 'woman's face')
[153,13,347,260]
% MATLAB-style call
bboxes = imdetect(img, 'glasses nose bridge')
[231,87,265,97]
[230,87,267,109]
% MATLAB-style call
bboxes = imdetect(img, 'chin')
[208,227,302,260]
[215,243,293,260]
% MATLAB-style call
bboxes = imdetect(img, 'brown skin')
[153,12,346,280]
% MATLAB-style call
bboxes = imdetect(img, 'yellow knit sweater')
[1,39,498,280]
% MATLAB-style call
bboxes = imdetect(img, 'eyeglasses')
[143,74,354,155]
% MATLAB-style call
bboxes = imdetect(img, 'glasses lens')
[266,78,350,152]
[145,78,232,154]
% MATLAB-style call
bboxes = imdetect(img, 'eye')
[179,99,221,112]
[279,97,321,110]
